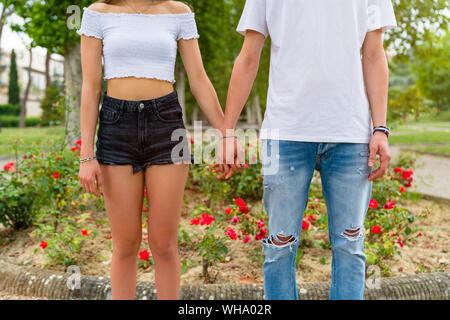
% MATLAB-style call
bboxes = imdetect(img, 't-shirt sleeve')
[236,0,269,38]
[77,7,103,39]
[367,0,397,32]
[177,14,200,40]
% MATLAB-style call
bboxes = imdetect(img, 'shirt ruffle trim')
[103,74,176,84]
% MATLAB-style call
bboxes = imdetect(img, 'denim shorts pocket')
[153,101,183,123]
[99,106,121,125]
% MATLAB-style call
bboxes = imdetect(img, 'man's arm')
[362,29,391,181]
[215,30,266,179]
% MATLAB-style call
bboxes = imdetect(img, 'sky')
[1,13,48,57]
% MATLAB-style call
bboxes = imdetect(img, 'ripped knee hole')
[265,233,297,246]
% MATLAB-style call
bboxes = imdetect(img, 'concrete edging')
[0,258,448,300]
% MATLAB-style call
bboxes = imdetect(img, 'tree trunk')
[45,50,51,89]
[19,47,33,128]
[176,65,187,123]
[191,105,199,125]
[246,101,252,124]
[64,42,82,147]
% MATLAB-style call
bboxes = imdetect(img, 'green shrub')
[0,165,38,229]
[40,84,65,126]
[25,117,41,127]
[0,115,19,127]
[0,104,20,116]
[0,116,43,127]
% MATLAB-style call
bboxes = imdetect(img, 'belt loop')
[151,99,157,114]
[120,100,125,113]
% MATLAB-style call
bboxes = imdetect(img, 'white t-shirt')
[237,0,397,143]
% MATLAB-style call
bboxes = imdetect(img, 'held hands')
[210,136,245,179]
[78,159,103,197]
[368,131,391,181]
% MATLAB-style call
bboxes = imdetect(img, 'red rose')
[142,205,147,212]
[394,167,403,173]
[231,216,239,224]
[139,249,150,261]
[257,219,265,229]
[371,225,382,234]
[243,236,250,244]
[39,241,48,250]
[399,186,405,193]
[239,205,249,214]
[76,140,82,146]
[200,213,214,226]
[369,199,378,209]
[255,228,267,240]
[81,229,88,236]
[225,227,237,240]
[235,198,246,207]
[225,208,232,215]
[402,170,413,180]
[3,162,15,172]
[383,199,395,210]
[52,172,60,179]
[302,220,310,231]
[190,218,201,225]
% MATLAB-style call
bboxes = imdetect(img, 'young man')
[218,0,397,300]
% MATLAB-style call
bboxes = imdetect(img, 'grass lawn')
[407,145,450,157]
[0,126,65,157]
[389,131,450,145]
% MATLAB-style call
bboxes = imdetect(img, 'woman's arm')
[178,39,224,129]
[78,34,104,197]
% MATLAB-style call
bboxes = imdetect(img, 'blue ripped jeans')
[261,140,373,300]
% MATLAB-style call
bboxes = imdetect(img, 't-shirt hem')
[258,134,371,144]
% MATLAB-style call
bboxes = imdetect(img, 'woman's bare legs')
[145,163,189,300]
[100,164,144,300]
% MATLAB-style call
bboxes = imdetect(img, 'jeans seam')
[322,183,337,299]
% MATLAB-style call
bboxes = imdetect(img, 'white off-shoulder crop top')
[76,7,199,83]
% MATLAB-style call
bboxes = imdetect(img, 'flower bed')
[0,139,448,284]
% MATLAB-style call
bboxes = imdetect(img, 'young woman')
[77,0,224,300]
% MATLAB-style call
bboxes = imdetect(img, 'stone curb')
[0,259,448,300]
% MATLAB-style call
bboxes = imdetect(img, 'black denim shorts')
[95,90,193,174]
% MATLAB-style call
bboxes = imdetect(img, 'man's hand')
[368,132,391,181]
[211,137,245,179]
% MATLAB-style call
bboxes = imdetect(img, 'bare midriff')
[106,77,175,101]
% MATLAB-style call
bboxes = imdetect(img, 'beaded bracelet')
[373,126,390,138]
[79,156,97,163]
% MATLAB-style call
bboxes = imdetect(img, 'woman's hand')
[211,136,245,179]
[78,160,103,197]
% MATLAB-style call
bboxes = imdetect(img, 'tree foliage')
[387,0,449,58]
[7,48,20,106]
[9,0,91,55]
[411,31,450,112]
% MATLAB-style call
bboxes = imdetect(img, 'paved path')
[390,146,450,200]
[1,149,449,200]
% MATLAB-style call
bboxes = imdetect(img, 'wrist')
[218,126,235,137]
[80,151,95,158]
[373,130,389,140]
